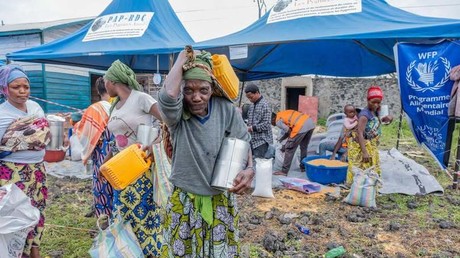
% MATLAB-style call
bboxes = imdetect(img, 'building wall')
[43,24,87,43]
[0,21,105,113]
[0,34,41,60]
[238,76,400,119]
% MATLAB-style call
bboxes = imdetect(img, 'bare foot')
[273,171,288,176]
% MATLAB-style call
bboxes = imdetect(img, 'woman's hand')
[340,152,348,162]
[362,152,371,163]
[141,144,154,161]
[381,115,393,124]
[229,168,255,194]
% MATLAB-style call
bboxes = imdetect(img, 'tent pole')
[238,81,246,107]
[396,106,404,150]
[453,123,460,189]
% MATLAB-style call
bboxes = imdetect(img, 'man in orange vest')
[273,109,315,176]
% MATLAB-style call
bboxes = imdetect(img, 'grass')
[41,178,96,258]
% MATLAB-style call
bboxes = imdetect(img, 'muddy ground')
[43,158,459,258]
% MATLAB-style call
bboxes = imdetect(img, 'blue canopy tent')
[194,0,460,81]
[7,0,194,73]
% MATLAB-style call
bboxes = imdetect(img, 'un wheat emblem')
[406,57,451,92]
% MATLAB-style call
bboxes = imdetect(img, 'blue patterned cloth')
[112,171,162,256]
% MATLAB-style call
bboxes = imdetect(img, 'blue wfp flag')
[394,40,460,169]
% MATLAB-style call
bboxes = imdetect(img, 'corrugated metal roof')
[0,17,94,35]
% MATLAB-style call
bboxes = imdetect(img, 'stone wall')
[238,76,401,119]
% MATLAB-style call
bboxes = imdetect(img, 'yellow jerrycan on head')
[212,54,240,100]
[100,143,152,190]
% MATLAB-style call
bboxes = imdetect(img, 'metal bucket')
[47,120,64,150]
[136,124,159,147]
[211,137,250,190]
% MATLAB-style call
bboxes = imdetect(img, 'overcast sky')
[0,0,459,41]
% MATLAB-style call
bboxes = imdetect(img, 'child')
[343,104,358,131]
[329,104,358,161]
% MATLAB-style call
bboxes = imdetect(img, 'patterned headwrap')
[105,60,141,113]
[0,64,29,97]
[182,47,231,102]
[367,85,384,101]
[183,51,214,83]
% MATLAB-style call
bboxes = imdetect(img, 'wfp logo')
[406,51,451,92]
[416,125,445,150]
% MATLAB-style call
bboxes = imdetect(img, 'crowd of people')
[0,53,393,256]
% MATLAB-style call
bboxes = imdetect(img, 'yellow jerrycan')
[100,143,152,190]
[212,54,240,100]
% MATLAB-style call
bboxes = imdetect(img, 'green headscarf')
[183,51,213,83]
[105,60,141,91]
[106,60,141,113]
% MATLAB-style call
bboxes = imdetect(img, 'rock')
[346,213,366,223]
[284,212,300,219]
[270,207,282,217]
[84,207,95,218]
[381,204,397,210]
[262,232,278,252]
[325,194,338,202]
[48,250,64,258]
[309,215,324,225]
[240,244,250,257]
[297,216,310,225]
[277,214,292,225]
[364,231,376,238]
[388,195,397,202]
[52,192,62,200]
[432,251,453,258]
[439,220,453,229]
[249,215,262,225]
[247,224,257,230]
[388,221,401,231]
[326,242,341,250]
[338,226,349,237]
[287,228,298,240]
[395,252,406,258]
[406,200,418,209]
[446,195,460,206]
[264,211,274,220]
[362,247,384,257]
[240,228,247,238]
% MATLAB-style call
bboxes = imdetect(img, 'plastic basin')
[301,155,347,184]
[44,150,66,163]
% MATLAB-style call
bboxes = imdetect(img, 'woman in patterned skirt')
[103,60,163,257]
[75,77,114,217]
[347,86,393,183]
[0,65,50,258]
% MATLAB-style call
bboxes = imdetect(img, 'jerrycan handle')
[137,143,153,167]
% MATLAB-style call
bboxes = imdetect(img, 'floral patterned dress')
[161,187,240,257]
[347,108,381,183]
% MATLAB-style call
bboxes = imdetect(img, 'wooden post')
[453,126,460,189]
[238,81,246,107]
[396,106,404,150]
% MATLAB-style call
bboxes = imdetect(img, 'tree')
[254,0,267,18]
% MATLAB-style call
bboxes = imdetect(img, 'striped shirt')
[247,96,273,149]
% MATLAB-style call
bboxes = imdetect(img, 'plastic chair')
[327,120,344,134]
[326,113,345,127]
[307,132,327,155]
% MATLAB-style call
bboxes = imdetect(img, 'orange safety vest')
[276,110,309,138]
